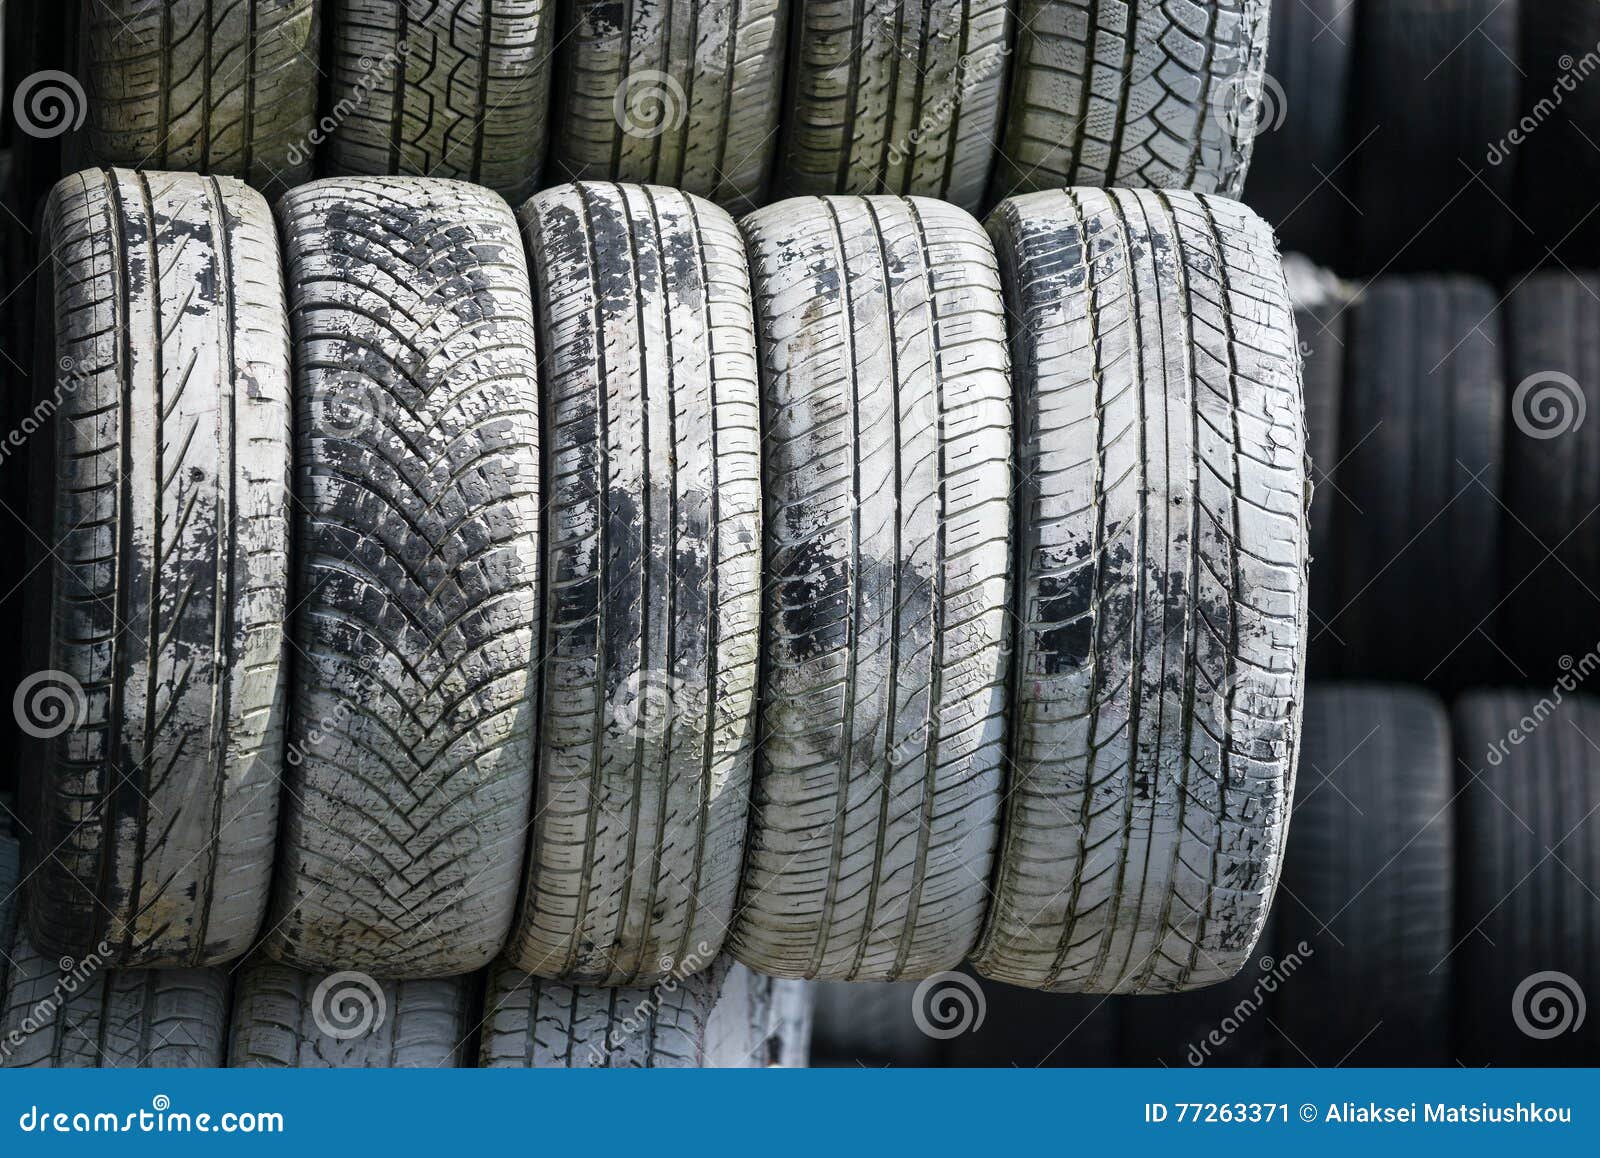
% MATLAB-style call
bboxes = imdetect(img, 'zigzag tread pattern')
[972,188,1306,995]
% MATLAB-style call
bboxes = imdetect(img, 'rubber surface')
[505,182,760,985]
[1350,0,1520,272]
[0,834,18,999]
[266,177,543,976]
[777,0,1011,213]
[1455,691,1600,1065]
[478,956,811,1067]
[23,168,291,968]
[228,956,472,1067]
[324,0,555,203]
[1334,277,1504,687]
[81,0,320,189]
[0,931,228,1067]
[731,194,1013,982]
[550,0,786,211]
[992,0,1270,201]
[1518,1,1600,264]
[1502,273,1600,683]
[973,189,1307,994]
[1277,683,1454,1065]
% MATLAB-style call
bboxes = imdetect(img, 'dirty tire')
[324,1,555,203]
[1454,691,1600,1065]
[1518,2,1600,263]
[992,0,1269,202]
[0,931,228,1067]
[550,0,786,211]
[1351,0,1519,272]
[973,189,1308,995]
[506,182,760,985]
[22,169,291,968]
[1502,273,1600,683]
[0,835,18,996]
[267,178,543,976]
[1244,0,1356,256]
[776,0,1009,213]
[478,956,810,1067]
[228,956,471,1067]
[1276,684,1454,1064]
[1336,277,1504,688]
[731,195,1013,982]
[82,0,319,188]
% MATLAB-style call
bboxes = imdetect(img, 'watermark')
[311,971,387,1040]
[17,1096,283,1134]
[1184,940,1313,1066]
[885,43,1009,169]
[1511,370,1586,440]
[1211,71,1287,142]
[285,44,411,170]
[1483,644,1600,766]
[13,670,88,740]
[285,654,380,767]
[613,70,686,140]
[609,671,685,742]
[1488,45,1600,166]
[910,971,986,1039]
[582,940,714,1064]
[0,356,97,469]
[12,71,86,139]
[1512,970,1586,1040]
[1,941,115,1062]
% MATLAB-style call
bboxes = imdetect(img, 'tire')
[1350,0,1519,273]
[1283,256,1350,678]
[1243,0,1356,257]
[503,183,760,985]
[1334,277,1504,687]
[1455,691,1600,1065]
[776,1,1010,213]
[0,834,18,997]
[266,177,543,976]
[21,168,292,968]
[323,1,555,204]
[478,956,811,1067]
[81,0,320,190]
[992,0,1269,202]
[1502,274,1600,682]
[1517,2,1600,264]
[0,931,228,1067]
[550,0,786,211]
[228,957,471,1067]
[731,195,1013,982]
[973,189,1308,995]
[1275,684,1454,1065]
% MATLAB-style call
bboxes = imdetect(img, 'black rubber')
[1454,691,1600,1065]
[1276,684,1455,1065]
[1502,273,1600,683]
[1516,1,1600,264]
[1332,277,1504,687]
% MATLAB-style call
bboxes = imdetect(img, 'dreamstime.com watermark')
[312,970,388,1040]
[285,44,411,170]
[886,43,1009,169]
[1488,44,1600,166]
[1511,370,1587,440]
[1512,971,1587,1040]
[16,1096,283,1135]
[1482,644,1600,766]
[910,971,986,1039]
[582,941,716,1064]
[1184,940,1314,1066]
[1,942,115,1063]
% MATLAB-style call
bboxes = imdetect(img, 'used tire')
[0,834,18,996]
[1334,277,1504,687]
[1351,0,1520,272]
[479,956,811,1067]
[505,182,761,985]
[776,1,1010,213]
[1516,1,1600,264]
[22,168,291,968]
[973,189,1307,995]
[81,0,319,189]
[1276,684,1454,1065]
[1455,691,1600,1065]
[0,932,228,1067]
[992,0,1269,201]
[323,1,555,203]
[730,195,1013,982]
[266,178,543,976]
[1244,0,1356,257]
[550,0,786,211]
[228,957,471,1067]
[1502,274,1600,682]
